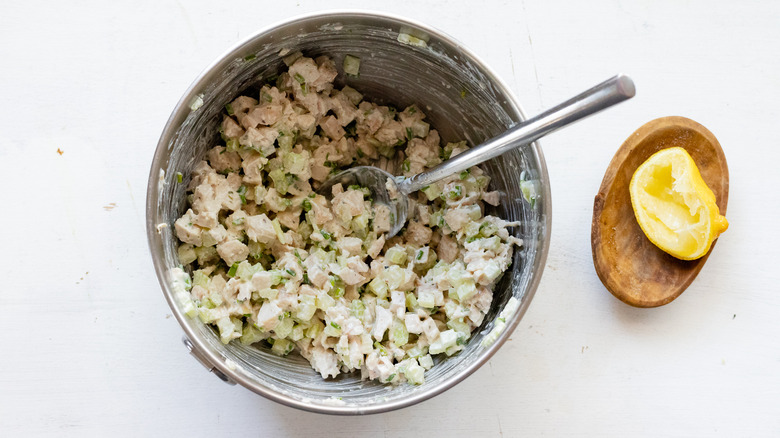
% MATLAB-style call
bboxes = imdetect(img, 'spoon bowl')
[316,166,408,237]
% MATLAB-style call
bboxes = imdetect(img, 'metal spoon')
[318,74,636,237]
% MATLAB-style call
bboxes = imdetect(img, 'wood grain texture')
[592,117,729,307]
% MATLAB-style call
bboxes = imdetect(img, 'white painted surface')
[1,1,778,436]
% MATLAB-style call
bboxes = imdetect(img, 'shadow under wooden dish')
[591,116,729,308]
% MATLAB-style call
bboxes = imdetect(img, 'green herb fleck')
[261,91,272,103]
[416,250,423,260]
[293,73,306,84]
[320,230,332,240]
[460,89,467,98]
[227,262,239,277]
[225,103,234,116]
[386,373,396,382]
[405,127,413,140]
[459,170,470,179]
[285,268,295,277]
[176,172,183,183]
[402,159,410,173]
[237,185,247,204]
[302,198,312,212]
[243,54,256,61]
[330,321,341,330]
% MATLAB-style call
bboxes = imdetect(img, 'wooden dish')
[591,116,729,307]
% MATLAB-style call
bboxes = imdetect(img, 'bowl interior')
[148,12,550,414]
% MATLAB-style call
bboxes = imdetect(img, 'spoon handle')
[398,74,636,194]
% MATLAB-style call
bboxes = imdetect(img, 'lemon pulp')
[629,147,728,260]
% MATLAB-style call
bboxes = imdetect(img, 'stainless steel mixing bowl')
[146,10,551,415]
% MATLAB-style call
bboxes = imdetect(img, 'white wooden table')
[2,1,778,436]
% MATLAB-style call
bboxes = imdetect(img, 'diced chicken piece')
[256,301,282,331]
[245,213,276,244]
[240,126,279,155]
[174,209,203,246]
[276,209,301,231]
[241,152,267,185]
[306,264,329,288]
[332,189,365,223]
[244,103,282,127]
[367,235,386,259]
[372,305,392,341]
[364,351,396,381]
[338,237,363,256]
[310,345,340,379]
[319,115,345,141]
[422,317,440,341]
[288,57,320,86]
[230,95,258,114]
[437,234,459,263]
[417,204,431,225]
[329,92,358,126]
[425,129,441,148]
[444,207,473,232]
[217,239,249,265]
[404,313,423,334]
[335,264,365,286]
[406,138,441,175]
[374,120,404,147]
[236,280,253,302]
[203,224,227,246]
[373,204,391,234]
[190,285,208,301]
[357,102,384,135]
[312,56,338,91]
[404,220,432,246]
[295,113,317,133]
[482,191,500,206]
[221,115,245,139]
[390,290,406,319]
[251,271,276,291]
[310,195,333,225]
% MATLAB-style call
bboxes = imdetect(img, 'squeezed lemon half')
[629,147,728,260]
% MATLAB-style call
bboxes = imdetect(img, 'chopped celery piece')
[343,54,361,76]
[192,270,210,289]
[421,184,442,201]
[368,277,388,300]
[271,338,295,356]
[177,244,196,265]
[350,299,365,318]
[240,323,267,345]
[385,246,408,265]
[390,320,409,345]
